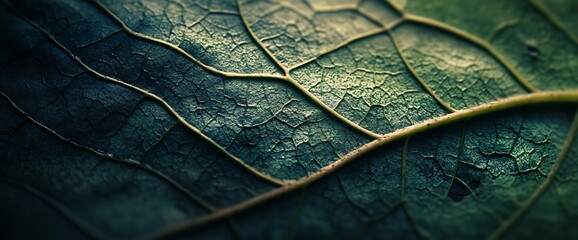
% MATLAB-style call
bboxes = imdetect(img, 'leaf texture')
[1,0,578,239]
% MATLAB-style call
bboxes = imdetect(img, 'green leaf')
[1,0,578,239]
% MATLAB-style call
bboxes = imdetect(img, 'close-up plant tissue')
[1,0,577,239]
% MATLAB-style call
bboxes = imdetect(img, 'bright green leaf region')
[2,0,578,239]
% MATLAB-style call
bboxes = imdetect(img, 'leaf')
[1,0,578,239]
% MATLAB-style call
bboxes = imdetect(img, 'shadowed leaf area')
[1,0,578,239]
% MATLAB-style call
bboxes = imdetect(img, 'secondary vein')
[3,1,286,186]
[487,107,578,240]
[148,91,578,239]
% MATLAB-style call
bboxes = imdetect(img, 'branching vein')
[530,0,578,48]
[3,1,286,186]
[0,91,214,211]
[91,0,284,80]
[388,29,457,112]
[400,14,539,93]
[93,0,381,139]
[488,107,578,240]
[148,91,578,239]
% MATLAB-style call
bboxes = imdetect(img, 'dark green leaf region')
[1,0,578,239]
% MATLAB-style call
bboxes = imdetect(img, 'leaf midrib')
[4,0,578,238]
[149,91,578,239]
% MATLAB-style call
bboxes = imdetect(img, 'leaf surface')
[1,0,578,239]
